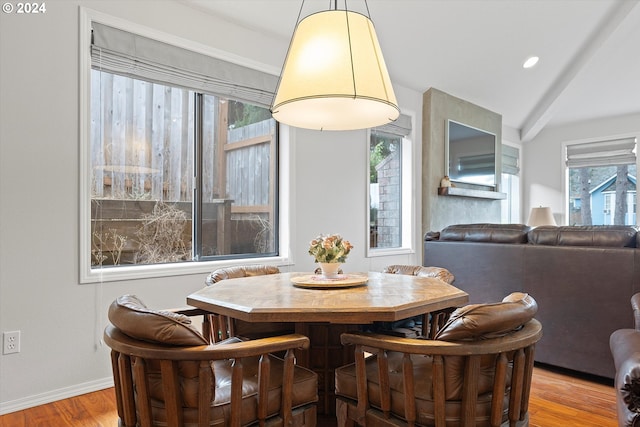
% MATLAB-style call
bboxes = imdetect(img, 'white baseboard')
[0,377,114,415]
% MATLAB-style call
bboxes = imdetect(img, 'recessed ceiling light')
[523,56,539,69]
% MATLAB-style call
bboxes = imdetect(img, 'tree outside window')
[566,138,637,226]
[568,164,637,226]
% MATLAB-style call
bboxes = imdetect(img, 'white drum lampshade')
[527,206,557,227]
[271,9,399,131]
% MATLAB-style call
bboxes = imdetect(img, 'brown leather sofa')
[611,293,640,427]
[424,223,640,379]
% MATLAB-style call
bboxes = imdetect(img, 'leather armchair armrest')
[610,329,640,427]
[168,306,211,317]
[631,294,640,330]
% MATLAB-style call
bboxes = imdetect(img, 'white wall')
[522,113,640,225]
[0,0,422,412]
[422,88,503,232]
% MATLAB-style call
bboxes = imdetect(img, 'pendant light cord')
[296,0,306,25]
[334,0,372,19]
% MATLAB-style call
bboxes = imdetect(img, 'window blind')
[566,137,637,168]
[91,22,278,108]
[502,144,520,175]
[374,113,412,136]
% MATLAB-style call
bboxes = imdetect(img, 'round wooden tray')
[290,274,368,289]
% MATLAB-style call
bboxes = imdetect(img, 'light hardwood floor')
[528,366,617,427]
[0,366,617,427]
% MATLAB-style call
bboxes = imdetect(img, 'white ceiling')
[181,0,640,141]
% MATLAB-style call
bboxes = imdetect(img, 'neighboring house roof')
[589,174,636,195]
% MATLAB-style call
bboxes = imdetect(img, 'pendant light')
[271,1,399,131]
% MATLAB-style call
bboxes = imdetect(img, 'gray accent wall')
[422,88,503,233]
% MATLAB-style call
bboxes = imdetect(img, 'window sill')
[438,186,507,200]
[81,256,291,284]
[366,247,414,258]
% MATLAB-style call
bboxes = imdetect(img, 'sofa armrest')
[611,329,640,427]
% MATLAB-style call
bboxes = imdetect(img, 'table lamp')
[527,206,557,227]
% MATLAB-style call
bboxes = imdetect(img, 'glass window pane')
[501,173,520,224]
[568,164,637,225]
[199,96,277,257]
[370,131,402,249]
[90,70,194,267]
[90,70,278,269]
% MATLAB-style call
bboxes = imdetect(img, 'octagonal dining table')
[187,271,469,416]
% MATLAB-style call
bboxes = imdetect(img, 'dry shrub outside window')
[135,202,191,264]
[252,215,274,253]
[92,229,127,266]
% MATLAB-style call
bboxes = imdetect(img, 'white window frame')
[79,8,292,283]
[604,193,612,215]
[561,133,639,226]
[366,124,415,258]
[500,141,522,224]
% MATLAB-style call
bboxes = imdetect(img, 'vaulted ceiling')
[181,0,640,142]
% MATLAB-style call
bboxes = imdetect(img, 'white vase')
[318,262,342,279]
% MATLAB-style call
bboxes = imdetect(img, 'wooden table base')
[294,323,359,415]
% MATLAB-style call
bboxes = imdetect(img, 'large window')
[81,14,282,281]
[368,115,413,254]
[566,137,637,225]
[91,71,277,267]
[501,144,521,223]
[369,131,402,248]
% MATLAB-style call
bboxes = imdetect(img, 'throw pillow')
[108,294,208,346]
[435,292,538,341]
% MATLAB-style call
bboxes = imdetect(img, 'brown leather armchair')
[105,295,318,427]
[205,265,295,341]
[383,264,455,284]
[378,265,456,338]
[205,264,281,286]
[335,293,541,427]
[610,293,640,427]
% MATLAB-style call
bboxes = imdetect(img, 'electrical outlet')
[3,331,20,354]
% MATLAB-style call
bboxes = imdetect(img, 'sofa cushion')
[439,223,530,243]
[108,295,208,346]
[528,225,638,247]
[435,292,538,341]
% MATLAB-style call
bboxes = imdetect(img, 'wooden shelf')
[438,186,507,200]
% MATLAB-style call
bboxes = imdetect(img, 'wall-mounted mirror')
[445,120,497,188]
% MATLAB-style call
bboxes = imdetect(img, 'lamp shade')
[271,10,399,131]
[527,207,557,227]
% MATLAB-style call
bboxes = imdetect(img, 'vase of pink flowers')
[308,233,353,279]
